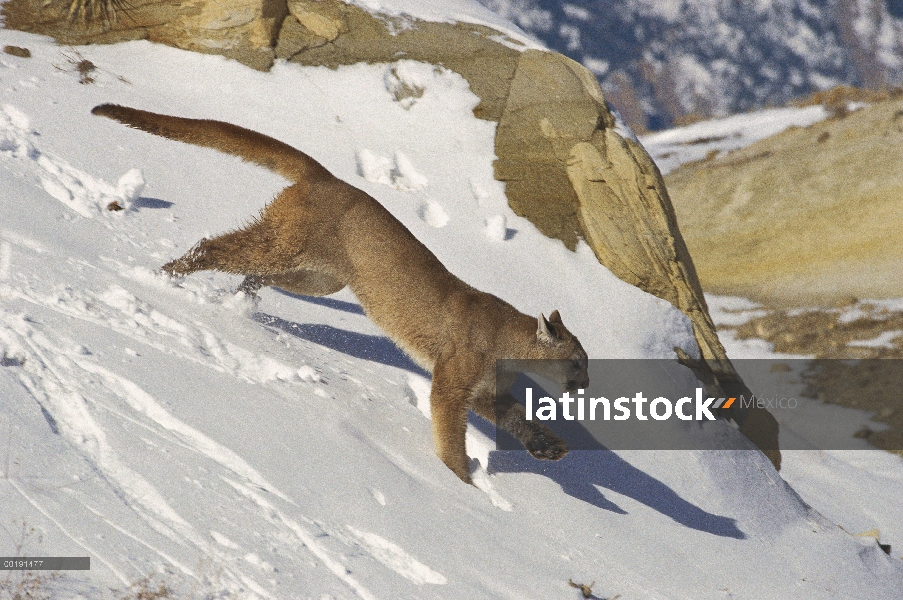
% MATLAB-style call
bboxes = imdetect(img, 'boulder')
[493,49,612,248]
[493,50,779,467]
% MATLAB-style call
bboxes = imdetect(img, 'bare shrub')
[66,0,131,26]
[115,576,173,600]
[0,520,59,600]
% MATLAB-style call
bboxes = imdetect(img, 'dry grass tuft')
[115,576,173,600]
[54,49,131,85]
[55,50,97,84]
[568,578,595,598]
[66,0,132,27]
[0,571,60,600]
[0,520,58,600]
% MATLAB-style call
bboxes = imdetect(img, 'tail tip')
[91,103,122,118]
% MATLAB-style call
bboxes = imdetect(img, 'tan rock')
[494,48,721,367]
[287,0,345,41]
[494,49,613,248]
[496,50,780,467]
[2,0,285,71]
[665,98,903,308]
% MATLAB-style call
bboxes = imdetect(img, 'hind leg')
[163,185,313,278]
[162,225,295,277]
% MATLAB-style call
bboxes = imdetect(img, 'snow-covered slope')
[1,27,902,600]
[479,0,903,130]
[638,104,832,175]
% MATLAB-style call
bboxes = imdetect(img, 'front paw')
[525,430,569,461]
[160,260,183,277]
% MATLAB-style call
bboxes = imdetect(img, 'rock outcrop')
[3,0,287,70]
[2,0,781,468]
[493,49,610,248]
[490,49,779,466]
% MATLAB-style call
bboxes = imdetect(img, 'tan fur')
[92,104,589,483]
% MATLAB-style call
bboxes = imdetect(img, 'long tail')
[91,104,333,183]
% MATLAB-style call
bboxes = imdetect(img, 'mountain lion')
[93,104,589,483]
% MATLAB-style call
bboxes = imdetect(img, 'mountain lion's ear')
[548,309,562,324]
[537,313,556,343]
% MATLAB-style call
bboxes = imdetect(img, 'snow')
[2,102,143,219]
[345,525,447,585]
[482,213,507,242]
[848,330,903,349]
[837,298,903,324]
[0,21,901,600]
[344,0,544,49]
[638,104,831,175]
[582,56,609,76]
[356,148,428,192]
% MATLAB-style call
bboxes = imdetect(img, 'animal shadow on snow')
[272,288,365,315]
[255,293,740,538]
[479,417,746,539]
[253,312,429,377]
[133,197,173,209]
